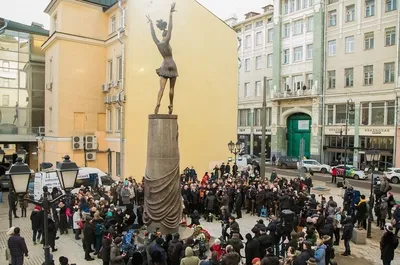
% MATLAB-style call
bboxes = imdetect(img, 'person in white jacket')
[128,183,135,204]
[72,206,82,240]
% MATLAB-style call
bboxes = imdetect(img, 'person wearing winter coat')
[204,191,217,215]
[380,223,399,265]
[380,197,389,230]
[58,201,69,235]
[72,206,82,240]
[355,195,368,229]
[227,232,244,254]
[393,205,400,236]
[321,216,334,244]
[235,189,243,219]
[293,241,314,265]
[101,233,112,265]
[341,217,353,256]
[313,239,326,265]
[167,233,183,265]
[30,205,42,245]
[245,233,260,265]
[110,237,126,265]
[220,245,241,265]
[261,247,279,265]
[258,228,273,258]
[189,210,201,227]
[387,193,395,219]
[210,239,224,260]
[7,227,28,265]
[180,247,200,265]
[83,217,95,261]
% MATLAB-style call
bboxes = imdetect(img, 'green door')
[287,113,311,158]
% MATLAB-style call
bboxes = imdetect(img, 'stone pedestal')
[351,228,367,244]
[143,114,182,235]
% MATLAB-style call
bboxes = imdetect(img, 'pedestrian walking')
[7,227,28,265]
[380,223,399,265]
[30,205,42,245]
[341,217,353,256]
[331,167,337,184]
[8,191,19,218]
[271,154,276,166]
[5,226,15,265]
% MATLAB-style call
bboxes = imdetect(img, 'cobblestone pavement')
[0,178,399,265]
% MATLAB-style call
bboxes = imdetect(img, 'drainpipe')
[393,8,400,166]
[320,0,327,163]
[117,0,125,178]
[0,19,8,33]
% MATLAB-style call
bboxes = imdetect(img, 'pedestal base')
[351,228,367,244]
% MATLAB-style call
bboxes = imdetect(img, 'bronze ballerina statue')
[146,2,178,115]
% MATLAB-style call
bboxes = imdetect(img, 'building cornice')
[42,31,105,51]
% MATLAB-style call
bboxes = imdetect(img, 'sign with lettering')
[324,126,354,135]
[254,128,272,135]
[361,127,394,136]
[298,120,310,130]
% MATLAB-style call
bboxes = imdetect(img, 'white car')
[383,168,400,184]
[299,159,331,173]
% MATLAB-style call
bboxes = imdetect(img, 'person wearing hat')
[261,247,279,265]
[380,223,399,265]
[180,247,200,265]
[244,233,259,265]
[341,216,353,256]
[306,257,317,265]
[322,235,332,265]
[294,240,314,265]
[110,237,125,265]
[30,205,42,245]
[313,238,326,265]
[83,216,94,261]
[252,257,261,265]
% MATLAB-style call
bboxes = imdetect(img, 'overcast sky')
[0,0,272,29]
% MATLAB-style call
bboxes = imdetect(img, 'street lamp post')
[7,155,79,265]
[343,99,354,180]
[228,140,242,165]
[365,150,381,238]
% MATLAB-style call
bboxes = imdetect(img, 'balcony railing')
[0,125,43,135]
[271,88,317,99]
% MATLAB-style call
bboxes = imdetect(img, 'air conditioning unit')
[102,84,109,92]
[38,126,45,136]
[86,151,96,161]
[85,135,97,150]
[72,136,84,150]
[46,83,53,91]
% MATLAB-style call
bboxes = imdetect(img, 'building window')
[336,104,347,124]
[306,44,313,60]
[306,73,313,89]
[283,23,290,38]
[344,68,354,87]
[328,70,336,89]
[245,24,252,31]
[116,152,121,176]
[293,75,304,90]
[106,108,112,132]
[267,54,273,67]
[2,95,9,106]
[117,56,122,81]
[267,79,273,91]
[108,60,113,82]
[295,0,301,11]
[282,76,290,91]
[245,35,252,49]
[387,101,395,125]
[306,16,313,32]
[365,0,375,17]
[244,83,250,97]
[385,27,396,46]
[53,14,58,32]
[386,0,397,12]
[255,81,262,96]
[116,107,121,131]
[283,0,289,14]
[290,0,295,12]
[256,56,262,70]
[364,32,374,50]
[255,21,263,28]
[119,10,124,28]
[346,5,355,22]
[293,20,303,35]
[327,105,334,125]
[329,10,337,26]
[384,62,395,83]
[371,102,385,125]
[361,102,369,125]
[254,108,261,126]
[328,40,336,56]
[361,101,396,125]
[268,28,274,43]
[293,46,303,62]
[303,0,309,8]
[256,32,263,46]
[110,15,116,33]
[245,58,251,72]
[364,65,374,85]
[345,36,355,53]
[238,109,250,126]
[283,49,290,64]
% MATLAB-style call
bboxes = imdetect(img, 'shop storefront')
[253,128,272,159]
[237,128,251,155]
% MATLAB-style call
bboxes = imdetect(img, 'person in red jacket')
[331,167,338,184]
[209,238,225,260]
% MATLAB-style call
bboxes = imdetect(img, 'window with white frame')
[254,108,261,126]
[283,23,290,38]
[238,109,250,126]
[384,62,395,83]
[385,27,396,46]
[245,35,252,48]
[116,107,121,131]
[267,54,273,67]
[267,79,273,91]
[306,16,313,32]
[282,76,290,91]
[256,56,262,70]
[283,0,289,14]
[328,70,336,89]
[117,56,122,81]
[255,81,262,96]
[110,15,116,33]
[329,10,337,26]
[346,5,355,22]
[245,58,251,72]
[119,10,124,28]
[256,32,263,46]
[344,68,354,87]
[307,44,313,59]
[268,29,274,43]
[106,108,112,132]
[244,83,250,97]
[361,101,395,125]
[365,0,375,17]
[293,20,303,35]
[108,60,113,82]
[364,32,374,50]
[255,21,263,28]
[295,0,301,10]
[328,40,336,56]
[290,0,295,12]
[293,46,303,62]
[303,0,308,8]
[283,49,290,64]
[386,0,397,12]
[293,75,304,90]
[364,65,373,85]
[345,36,354,53]
[306,73,313,89]
[245,24,252,31]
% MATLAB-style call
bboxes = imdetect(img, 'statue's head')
[156,19,168,37]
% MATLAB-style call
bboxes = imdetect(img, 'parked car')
[240,154,261,165]
[331,164,367,180]
[300,159,331,173]
[364,162,393,173]
[383,168,400,184]
[276,156,299,169]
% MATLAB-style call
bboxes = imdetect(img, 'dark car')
[276,156,299,169]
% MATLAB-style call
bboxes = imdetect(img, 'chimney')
[31,22,44,28]
[225,14,238,27]
[262,5,274,13]
[244,12,261,19]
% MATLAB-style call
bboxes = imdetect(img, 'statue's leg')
[168,77,177,114]
[155,77,168,114]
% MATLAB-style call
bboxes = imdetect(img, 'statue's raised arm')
[146,14,160,44]
[165,2,176,42]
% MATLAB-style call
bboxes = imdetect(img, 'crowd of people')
[3,162,400,265]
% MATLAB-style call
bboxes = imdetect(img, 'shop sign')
[237,128,251,134]
[254,128,272,134]
[298,120,310,130]
[361,127,394,136]
[324,126,354,135]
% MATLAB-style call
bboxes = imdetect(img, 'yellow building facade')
[41,0,237,179]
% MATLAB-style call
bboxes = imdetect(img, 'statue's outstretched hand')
[146,14,152,23]
[171,2,177,13]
